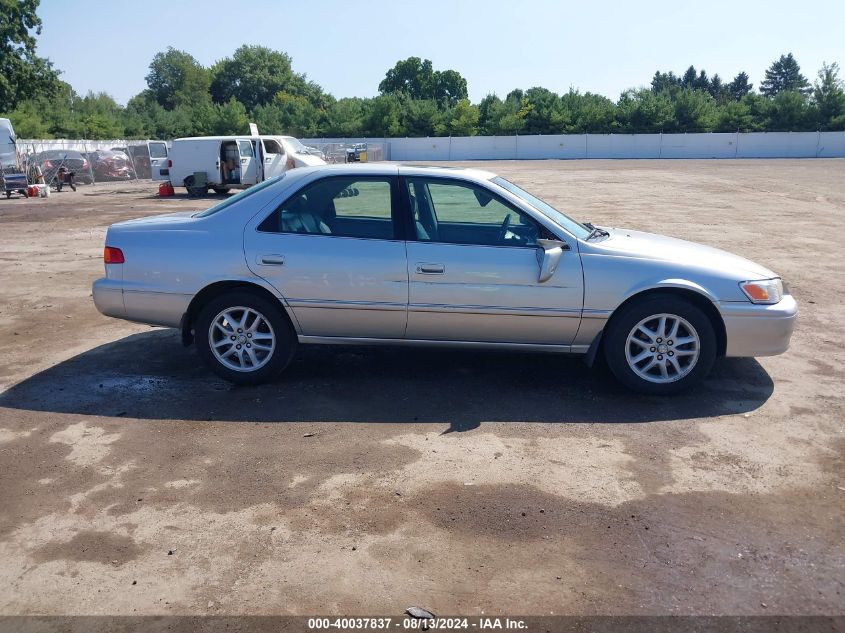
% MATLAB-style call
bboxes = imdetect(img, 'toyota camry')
[93,164,797,394]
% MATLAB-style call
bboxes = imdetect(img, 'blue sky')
[36,0,845,105]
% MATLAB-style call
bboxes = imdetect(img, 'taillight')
[286,157,295,169]
[167,159,172,167]
[104,246,124,264]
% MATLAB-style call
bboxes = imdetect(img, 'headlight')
[739,278,784,304]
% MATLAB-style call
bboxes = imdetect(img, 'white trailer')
[168,135,325,196]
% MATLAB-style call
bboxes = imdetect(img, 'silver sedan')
[93,164,797,394]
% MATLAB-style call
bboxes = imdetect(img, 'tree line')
[2,3,843,140]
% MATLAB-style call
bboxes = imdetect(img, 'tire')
[195,290,296,385]
[603,295,717,395]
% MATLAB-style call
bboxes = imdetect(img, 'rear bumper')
[92,278,126,318]
[92,279,190,327]
[720,294,798,357]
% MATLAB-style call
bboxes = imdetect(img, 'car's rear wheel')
[195,291,296,385]
[603,295,716,395]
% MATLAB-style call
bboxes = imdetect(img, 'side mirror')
[535,239,567,283]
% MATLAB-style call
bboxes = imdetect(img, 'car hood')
[593,228,777,279]
[294,153,326,167]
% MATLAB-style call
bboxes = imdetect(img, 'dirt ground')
[0,160,843,617]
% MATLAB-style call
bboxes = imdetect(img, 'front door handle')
[416,262,445,274]
[258,254,285,266]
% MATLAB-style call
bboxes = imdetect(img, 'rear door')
[243,172,408,338]
[148,141,169,181]
[237,139,258,185]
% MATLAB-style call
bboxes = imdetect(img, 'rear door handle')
[258,254,285,266]
[416,263,445,274]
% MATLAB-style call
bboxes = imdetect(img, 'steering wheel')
[497,214,512,244]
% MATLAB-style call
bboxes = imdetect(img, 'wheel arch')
[180,280,298,347]
[592,285,727,361]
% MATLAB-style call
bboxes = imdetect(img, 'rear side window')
[148,142,168,158]
[258,176,396,240]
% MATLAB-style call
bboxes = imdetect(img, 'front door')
[244,174,408,338]
[237,139,258,185]
[261,138,286,178]
[403,176,583,345]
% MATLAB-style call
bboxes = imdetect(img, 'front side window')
[406,177,540,247]
[238,140,253,157]
[259,177,395,240]
[262,139,283,154]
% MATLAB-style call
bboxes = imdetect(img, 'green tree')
[812,62,845,130]
[565,91,617,133]
[0,0,58,111]
[760,53,810,97]
[74,92,125,138]
[211,45,298,110]
[728,72,753,101]
[714,99,754,132]
[400,98,443,137]
[253,92,323,137]
[325,98,367,137]
[616,89,676,132]
[379,57,468,106]
[446,99,480,136]
[766,90,812,130]
[671,88,716,131]
[363,95,403,136]
[211,97,249,135]
[145,47,211,110]
[379,57,435,100]
[435,69,468,107]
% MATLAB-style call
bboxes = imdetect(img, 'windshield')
[193,175,284,218]
[491,176,591,240]
[283,137,307,154]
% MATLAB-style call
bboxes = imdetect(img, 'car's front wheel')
[195,291,296,385]
[603,295,717,395]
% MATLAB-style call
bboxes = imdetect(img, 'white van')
[1,118,19,168]
[168,135,325,196]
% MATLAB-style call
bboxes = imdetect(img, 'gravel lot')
[0,160,843,616]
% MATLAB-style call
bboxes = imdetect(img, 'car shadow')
[0,330,774,429]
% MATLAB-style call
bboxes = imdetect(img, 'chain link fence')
[16,139,169,188]
[301,140,389,163]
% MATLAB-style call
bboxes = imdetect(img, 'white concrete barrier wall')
[585,134,661,159]
[302,132,845,160]
[818,132,845,157]
[659,133,738,158]
[736,132,820,158]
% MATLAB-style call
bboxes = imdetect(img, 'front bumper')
[720,294,798,357]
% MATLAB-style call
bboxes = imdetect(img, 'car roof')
[288,163,497,182]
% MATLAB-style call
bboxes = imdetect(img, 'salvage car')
[33,150,93,185]
[93,164,797,394]
[89,150,136,181]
